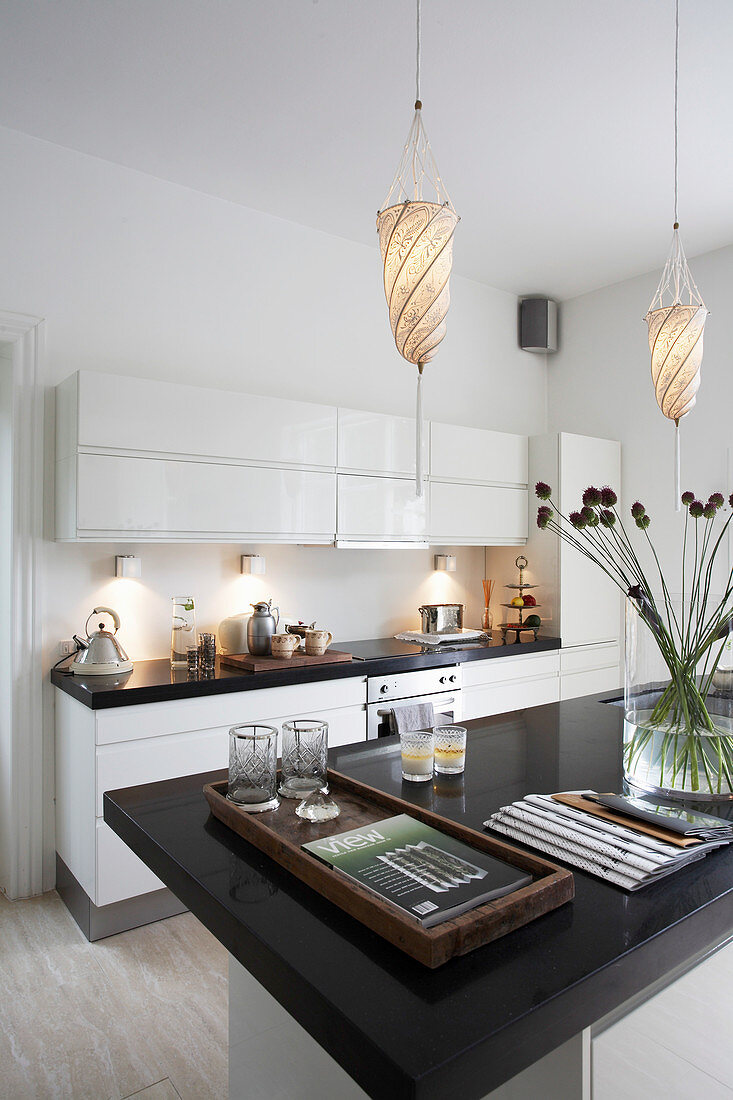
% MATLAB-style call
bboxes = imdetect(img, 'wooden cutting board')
[220,649,354,673]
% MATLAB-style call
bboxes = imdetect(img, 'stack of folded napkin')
[485,792,732,891]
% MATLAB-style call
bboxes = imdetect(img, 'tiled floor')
[0,890,228,1099]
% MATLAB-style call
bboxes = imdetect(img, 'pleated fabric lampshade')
[645,228,707,423]
[377,195,459,370]
[377,94,459,497]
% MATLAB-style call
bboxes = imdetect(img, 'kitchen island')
[104,692,733,1098]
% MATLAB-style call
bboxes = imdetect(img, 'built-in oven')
[366,665,463,739]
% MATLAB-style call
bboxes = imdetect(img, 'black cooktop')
[338,635,494,661]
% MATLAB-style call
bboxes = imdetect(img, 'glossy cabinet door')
[430,482,528,545]
[337,474,427,541]
[75,453,336,540]
[74,370,337,468]
[431,422,528,486]
[337,408,427,477]
[461,652,560,720]
[559,433,621,646]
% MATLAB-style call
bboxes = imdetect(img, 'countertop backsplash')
[43,540,487,667]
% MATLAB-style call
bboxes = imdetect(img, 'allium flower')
[599,509,616,527]
[581,505,594,522]
[635,514,651,529]
[631,502,645,519]
[535,482,552,500]
[536,510,550,529]
[569,511,587,530]
[709,493,724,509]
[729,493,733,509]
[681,491,695,506]
[582,487,602,508]
[689,500,704,518]
[600,486,618,507]
[586,512,600,527]
[704,502,717,520]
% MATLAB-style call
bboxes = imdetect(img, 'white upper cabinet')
[74,454,336,541]
[56,371,337,542]
[72,371,337,468]
[429,423,529,545]
[430,483,528,545]
[337,408,426,477]
[56,370,534,546]
[337,474,427,541]
[430,423,528,486]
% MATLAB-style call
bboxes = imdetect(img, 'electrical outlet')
[58,639,76,656]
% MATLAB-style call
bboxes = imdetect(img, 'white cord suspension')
[416,369,424,498]
[674,0,679,226]
[674,419,681,511]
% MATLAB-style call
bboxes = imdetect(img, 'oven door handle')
[375,697,455,717]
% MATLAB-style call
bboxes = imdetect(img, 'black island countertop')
[104,692,733,1099]
[52,631,561,709]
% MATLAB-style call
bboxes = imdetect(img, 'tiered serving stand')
[498,555,542,643]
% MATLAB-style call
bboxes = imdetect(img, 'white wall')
[0,125,548,888]
[0,344,13,890]
[547,241,733,591]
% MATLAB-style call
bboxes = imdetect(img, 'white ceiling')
[2,0,733,299]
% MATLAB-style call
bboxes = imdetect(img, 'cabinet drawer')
[76,453,336,539]
[96,819,163,907]
[560,667,621,701]
[96,726,229,816]
[95,677,367,744]
[462,652,560,689]
[429,482,528,544]
[337,474,427,540]
[560,642,620,674]
[462,675,560,721]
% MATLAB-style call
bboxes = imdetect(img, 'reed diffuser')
[482,578,495,633]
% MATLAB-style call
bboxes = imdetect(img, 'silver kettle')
[70,606,134,675]
[247,599,280,657]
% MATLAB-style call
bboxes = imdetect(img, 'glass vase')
[624,596,733,802]
[171,596,196,669]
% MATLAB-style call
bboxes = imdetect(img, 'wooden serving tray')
[204,770,574,968]
[220,649,353,672]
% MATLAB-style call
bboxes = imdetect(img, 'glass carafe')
[171,596,196,668]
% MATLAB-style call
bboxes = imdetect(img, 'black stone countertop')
[104,693,733,1099]
[51,632,561,709]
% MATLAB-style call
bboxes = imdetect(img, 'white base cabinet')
[55,677,367,912]
[560,642,621,701]
[462,652,560,721]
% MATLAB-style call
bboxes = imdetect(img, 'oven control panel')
[366,664,462,704]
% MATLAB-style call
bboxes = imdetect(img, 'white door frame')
[0,310,45,899]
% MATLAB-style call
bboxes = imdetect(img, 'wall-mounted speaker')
[519,297,558,353]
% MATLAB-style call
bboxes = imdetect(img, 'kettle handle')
[272,605,280,630]
[87,606,121,635]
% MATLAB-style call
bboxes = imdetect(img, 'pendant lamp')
[644,0,708,511]
[377,0,459,497]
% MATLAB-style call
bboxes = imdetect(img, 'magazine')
[302,814,531,928]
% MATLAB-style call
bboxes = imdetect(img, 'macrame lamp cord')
[376,0,459,498]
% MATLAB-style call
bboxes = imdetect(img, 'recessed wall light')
[241,554,266,575]
[115,555,141,578]
[433,554,456,572]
